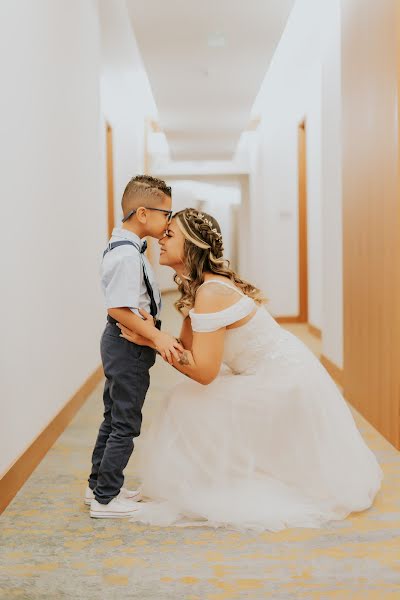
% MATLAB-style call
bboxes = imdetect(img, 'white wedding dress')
[131,280,383,532]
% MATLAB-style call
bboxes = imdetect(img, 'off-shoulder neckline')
[189,294,254,317]
[189,279,254,317]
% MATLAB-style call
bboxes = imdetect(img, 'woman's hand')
[137,308,184,363]
[117,308,183,364]
[117,323,152,348]
[117,309,156,347]
[137,307,155,325]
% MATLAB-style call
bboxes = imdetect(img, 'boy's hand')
[153,331,183,364]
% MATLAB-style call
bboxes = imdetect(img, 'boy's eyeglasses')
[122,207,173,224]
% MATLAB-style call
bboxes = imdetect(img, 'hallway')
[3,0,400,597]
[1,295,399,599]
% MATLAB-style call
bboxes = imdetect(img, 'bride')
[117,207,382,531]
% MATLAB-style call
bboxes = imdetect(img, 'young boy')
[86,175,182,518]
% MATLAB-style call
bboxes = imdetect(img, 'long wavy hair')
[173,208,266,313]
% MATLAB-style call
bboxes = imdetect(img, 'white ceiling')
[127,0,294,161]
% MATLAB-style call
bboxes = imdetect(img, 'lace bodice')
[188,280,300,375]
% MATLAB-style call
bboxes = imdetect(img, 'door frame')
[106,122,115,239]
[297,119,309,323]
[277,119,309,324]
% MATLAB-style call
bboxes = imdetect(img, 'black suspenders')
[103,241,159,319]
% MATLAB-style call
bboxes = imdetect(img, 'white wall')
[0,0,154,476]
[247,0,343,365]
[98,0,157,222]
[0,0,104,475]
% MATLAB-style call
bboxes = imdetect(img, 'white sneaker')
[84,486,142,506]
[90,497,141,519]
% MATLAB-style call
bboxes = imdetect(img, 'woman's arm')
[119,283,246,385]
[170,327,225,384]
[169,283,251,383]
[117,310,191,350]
[117,310,193,350]
[110,308,182,363]
[118,291,227,385]
[118,321,224,385]
[176,316,193,350]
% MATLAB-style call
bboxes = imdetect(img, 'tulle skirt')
[131,347,383,532]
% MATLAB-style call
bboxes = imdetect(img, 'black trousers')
[88,320,156,504]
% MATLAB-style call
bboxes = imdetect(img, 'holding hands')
[117,308,183,364]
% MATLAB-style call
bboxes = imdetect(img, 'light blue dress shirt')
[100,227,161,318]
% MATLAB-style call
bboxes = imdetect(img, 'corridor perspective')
[1,0,400,598]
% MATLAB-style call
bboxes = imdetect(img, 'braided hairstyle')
[173,208,266,313]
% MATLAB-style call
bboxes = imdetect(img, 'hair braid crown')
[184,209,224,258]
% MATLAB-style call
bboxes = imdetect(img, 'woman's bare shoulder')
[194,279,242,313]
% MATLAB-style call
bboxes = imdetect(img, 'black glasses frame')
[122,207,173,223]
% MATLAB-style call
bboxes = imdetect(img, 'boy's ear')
[135,206,147,223]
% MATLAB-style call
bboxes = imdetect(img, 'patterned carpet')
[1,296,400,599]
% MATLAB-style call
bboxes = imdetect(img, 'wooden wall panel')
[341,0,400,448]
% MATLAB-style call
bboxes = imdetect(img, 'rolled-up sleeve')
[102,252,141,310]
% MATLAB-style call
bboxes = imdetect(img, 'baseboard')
[275,315,305,324]
[320,354,344,387]
[0,365,104,515]
[308,323,322,339]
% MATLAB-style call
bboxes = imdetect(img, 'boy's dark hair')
[121,175,171,217]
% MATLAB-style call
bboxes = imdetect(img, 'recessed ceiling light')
[207,32,225,48]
